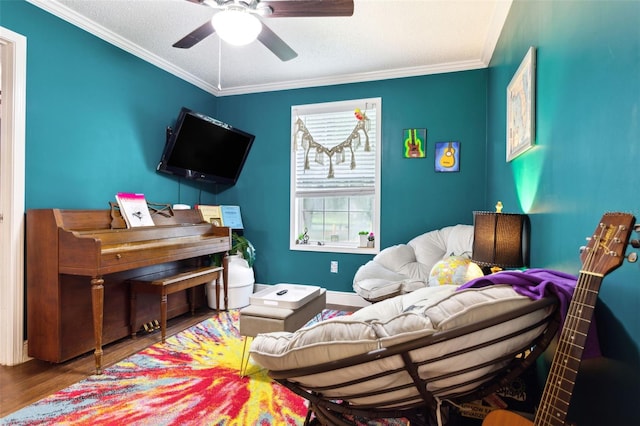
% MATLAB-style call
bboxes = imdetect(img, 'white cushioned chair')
[352,224,476,301]
[250,284,559,426]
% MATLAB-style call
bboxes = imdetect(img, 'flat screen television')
[157,107,255,185]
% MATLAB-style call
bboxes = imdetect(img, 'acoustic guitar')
[439,141,456,168]
[483,212,635,426]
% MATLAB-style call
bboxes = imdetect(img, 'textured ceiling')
[26,0,512,96]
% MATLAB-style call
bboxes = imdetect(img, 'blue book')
[220,205,244,229]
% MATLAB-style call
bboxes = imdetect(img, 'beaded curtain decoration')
[293,108,370,178]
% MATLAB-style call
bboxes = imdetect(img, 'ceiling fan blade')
[258,23,298,61]
[262,0,354,17]
[172,21,215,48]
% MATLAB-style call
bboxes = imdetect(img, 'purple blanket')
[458,268,601,358]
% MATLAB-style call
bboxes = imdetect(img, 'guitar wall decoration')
[404,128,425,158]
[435,141,460,172]
[483,212,636,426]
[439,141,456,168]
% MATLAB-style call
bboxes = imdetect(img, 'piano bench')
[129,265,224,343]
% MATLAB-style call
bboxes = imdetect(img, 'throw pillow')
[428,255,483,287]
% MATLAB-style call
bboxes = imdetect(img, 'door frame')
[0,26,27,366]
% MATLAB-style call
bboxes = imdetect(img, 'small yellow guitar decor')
[435,141,460,172]
[439,141,456,168]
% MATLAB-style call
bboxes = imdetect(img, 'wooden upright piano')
[26,208,231,374]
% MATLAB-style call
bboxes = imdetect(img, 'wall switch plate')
[330,261,338,273]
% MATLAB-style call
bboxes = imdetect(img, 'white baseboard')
[253,283,370,309]
[326,290,371,308]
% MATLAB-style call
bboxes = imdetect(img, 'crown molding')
[26,0,221,96]
[216,59,487,96]
[26,0,504,97]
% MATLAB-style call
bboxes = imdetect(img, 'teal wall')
[214,73,488,291]
[1,0,219,209]
[487,1,640,424]
[2,1,488,294]
[5,0,640,423]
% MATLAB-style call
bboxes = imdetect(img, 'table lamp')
[472,211,530,274]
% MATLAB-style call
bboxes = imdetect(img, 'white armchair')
[352,224,476,301]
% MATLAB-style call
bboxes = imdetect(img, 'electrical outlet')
[330,261,338,273]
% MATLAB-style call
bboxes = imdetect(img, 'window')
[290,98,381,253]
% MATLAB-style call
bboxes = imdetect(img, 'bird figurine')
[354,108,366,121]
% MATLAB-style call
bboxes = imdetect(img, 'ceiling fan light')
[211,9,262,46]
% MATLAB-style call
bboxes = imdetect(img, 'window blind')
[293,107,377,195]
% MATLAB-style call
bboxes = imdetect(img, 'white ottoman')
[238,284,326,375]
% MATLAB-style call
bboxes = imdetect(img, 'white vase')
[207,254,255,309]
[359,235,368,247]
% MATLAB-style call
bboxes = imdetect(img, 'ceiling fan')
[173,0,355,62]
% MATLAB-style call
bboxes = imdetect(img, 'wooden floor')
[0,308,214,418]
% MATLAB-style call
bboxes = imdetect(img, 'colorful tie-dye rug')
[1,310,410,426]
[4,310,303,425]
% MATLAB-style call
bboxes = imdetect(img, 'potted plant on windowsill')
[358,231,369,248]
[367,232,375,248]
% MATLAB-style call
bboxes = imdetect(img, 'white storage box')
[250,284,322,309]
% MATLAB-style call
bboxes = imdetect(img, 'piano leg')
[215,276,221,311]
[91,276,105,375]
[130,290,138,339]
[222,254,229,311]
[160,293,168,343]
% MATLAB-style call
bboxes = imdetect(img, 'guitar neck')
[535,272,602,425]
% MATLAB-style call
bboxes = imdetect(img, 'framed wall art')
[403,128,426,158]
[506,46,536,162]
[434,141,460,172]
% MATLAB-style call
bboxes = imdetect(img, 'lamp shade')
[472,212,530,269]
